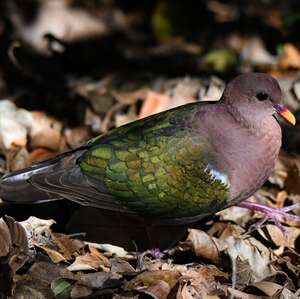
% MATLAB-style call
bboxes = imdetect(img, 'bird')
[0,72,298,245]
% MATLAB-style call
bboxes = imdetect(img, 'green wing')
[80,103,229,221]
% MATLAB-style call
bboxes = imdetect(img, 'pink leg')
[237,200,300,233]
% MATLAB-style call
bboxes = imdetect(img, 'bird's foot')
[237,200,300,234]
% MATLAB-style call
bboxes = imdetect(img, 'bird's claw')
[237,201,300,235]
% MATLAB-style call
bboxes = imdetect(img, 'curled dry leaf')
[250,281,284,297]
[279,43,300,69]
[215,236,277,282]
[0,100,32,149]
[196,265,228,283]
[29,148,57,163]
[85,242,128,257]
[28,261,75,285]
[0,216,29,271]
[208,222,244,240]
[217,206,253,227]
[76,272,121,289]
[227,287,261,299]
[20,216,56,248]
[240,37,277,66]
[0,100,63,154]
[64,127,91,149]
[67,253,107,272]
[6,147,31,171]
[259,224,300,249]
[0,218,12,257]
[89,245,111,268]
[36,245,67,264]
[30,111,62,151]
[139,90,170,119]
[182,229,220,264]
[51,232,85,261]
[138,279,170,299]
[182,228,276,283]
[127,270,180,293]
[110,258,136,273]
[70,283,92,299]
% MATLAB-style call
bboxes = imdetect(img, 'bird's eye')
[256,92,269,101]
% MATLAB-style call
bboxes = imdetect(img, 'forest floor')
[0,1,299,298]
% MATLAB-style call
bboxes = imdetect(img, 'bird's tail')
[0,149,85,204]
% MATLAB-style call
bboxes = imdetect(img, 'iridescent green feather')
[80,103,229,219]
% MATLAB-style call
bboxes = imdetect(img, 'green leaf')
[51,278,74,297]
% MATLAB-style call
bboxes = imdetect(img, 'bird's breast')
[225,122,282,203]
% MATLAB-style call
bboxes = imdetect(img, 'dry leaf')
[6,147,31,171]
[36,245,67,264]
[215,236,276,282]
[138,280,171,299]
[20,217,56,247]
[208,222,244,240]
[259,224,300,248]
[0,218,12,257]
[77,272,121,289]
[52,233,85,261]
[182,229,220,263]
[29,148,57,162]
[70,283,92,299]
[139,90,170,119]
[30,111,62,151]
[88,245,111,268]
[279,43,300,69]
[217,206,252,227]
[67,253,104,272]
[127,270,180,291]
[0,100,32,149]
[227,288,261,299]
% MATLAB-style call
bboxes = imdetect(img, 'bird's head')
[222,72,296,127]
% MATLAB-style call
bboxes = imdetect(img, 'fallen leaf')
[29,148,57,162]
[203,48,236,72]
[70,283,92,299]
[181,229,220,263]
[0,218,12,257]
[138,279,171,299]
[139,90,170,119]
[36,245,67,264]
[77,272,121,289]
[250,281,284,297]
[227,288,261,299]
[127,270,180,291]
[110,258,136,273]
[67,253,104,272]
[85,242,128,257]
[6,147,31,171]
[20,217,56,248]
[215,236,277,282]
[89,245,111,267]
[259,224,300,249]
[240,37,277,66]
[52,233,85,261]
[51,278,74,298]
[30,111,62,151]
[0,100,32,149]
[279,43,300,69]
[177,283,201,299]
[64,127,91,149]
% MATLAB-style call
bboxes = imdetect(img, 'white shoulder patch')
[205,164,230,187]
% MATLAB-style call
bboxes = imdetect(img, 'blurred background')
[0,0,300,238]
